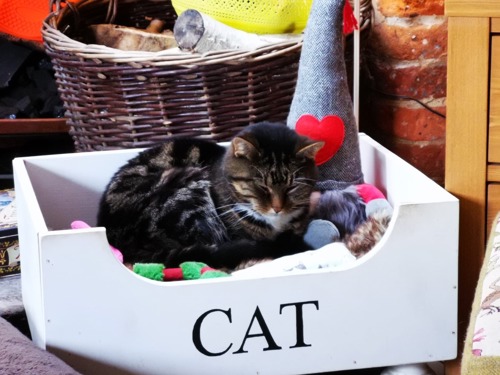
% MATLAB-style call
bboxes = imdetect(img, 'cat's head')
[224,122,323,224]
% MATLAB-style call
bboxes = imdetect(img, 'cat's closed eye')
[255,183,271,194]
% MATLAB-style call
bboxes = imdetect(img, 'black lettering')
[233,306,282,354]
[280,301,319,348]
[193,308,233,356]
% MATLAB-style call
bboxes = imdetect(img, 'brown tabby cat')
[97,122,323,270]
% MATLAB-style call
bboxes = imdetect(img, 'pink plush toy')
[71,220,124,263]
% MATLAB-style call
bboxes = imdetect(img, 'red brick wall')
[359,0,447,185]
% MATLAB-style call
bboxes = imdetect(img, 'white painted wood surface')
[13,134,459,374]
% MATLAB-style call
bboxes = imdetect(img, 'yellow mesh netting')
[172,0,312,34]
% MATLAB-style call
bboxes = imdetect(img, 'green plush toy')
[133,262,230,281]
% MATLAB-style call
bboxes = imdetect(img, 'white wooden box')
[12,134,459,375]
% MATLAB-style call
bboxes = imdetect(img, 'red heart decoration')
[295,114,345,165]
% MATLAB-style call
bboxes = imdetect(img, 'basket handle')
[105,0,118,24]
[48,0,118,23]
[49,0,67,13]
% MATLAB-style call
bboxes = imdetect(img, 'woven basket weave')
[42,0,371,151]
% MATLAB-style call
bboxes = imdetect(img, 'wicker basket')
[42,0,371,151]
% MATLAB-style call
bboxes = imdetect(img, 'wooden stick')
[89,23,176,52]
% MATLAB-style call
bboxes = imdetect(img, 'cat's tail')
[145,231,311,272]
[199,231,311,271]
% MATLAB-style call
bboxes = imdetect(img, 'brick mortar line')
[369,58,447,71]
[391,137,446,146]
[380,15,447,27]
[372,96,446,109]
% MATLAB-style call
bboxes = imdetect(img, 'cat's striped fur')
[97,122,323,270]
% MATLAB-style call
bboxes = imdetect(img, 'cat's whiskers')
[294,181,314,188]
[229,204,264,224]
[227,211,255,228]
[218,209,238,217]
[217,202,254,219]
[292,166,305,177]
[215,203,240,211]
[294,176,316,183]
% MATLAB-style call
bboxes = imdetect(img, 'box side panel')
[39,199,458,375]
[359,134,457,205]
[12,158,48,348]
[22,150,139,229]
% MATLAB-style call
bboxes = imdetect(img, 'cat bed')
[461,213,500,374]
[12,133,459,374]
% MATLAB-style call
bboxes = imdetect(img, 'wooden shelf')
[0,119,68,135]
[445,2,500,373]
[0,118,74,189]
[446,0,500,17]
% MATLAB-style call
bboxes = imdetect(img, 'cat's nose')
[271,200,283,213]
[271,193,283,213]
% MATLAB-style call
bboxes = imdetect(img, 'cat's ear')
[297,140,325,161]
[231,137,259,160]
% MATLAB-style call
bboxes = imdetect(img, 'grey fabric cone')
[287,0,364,191]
